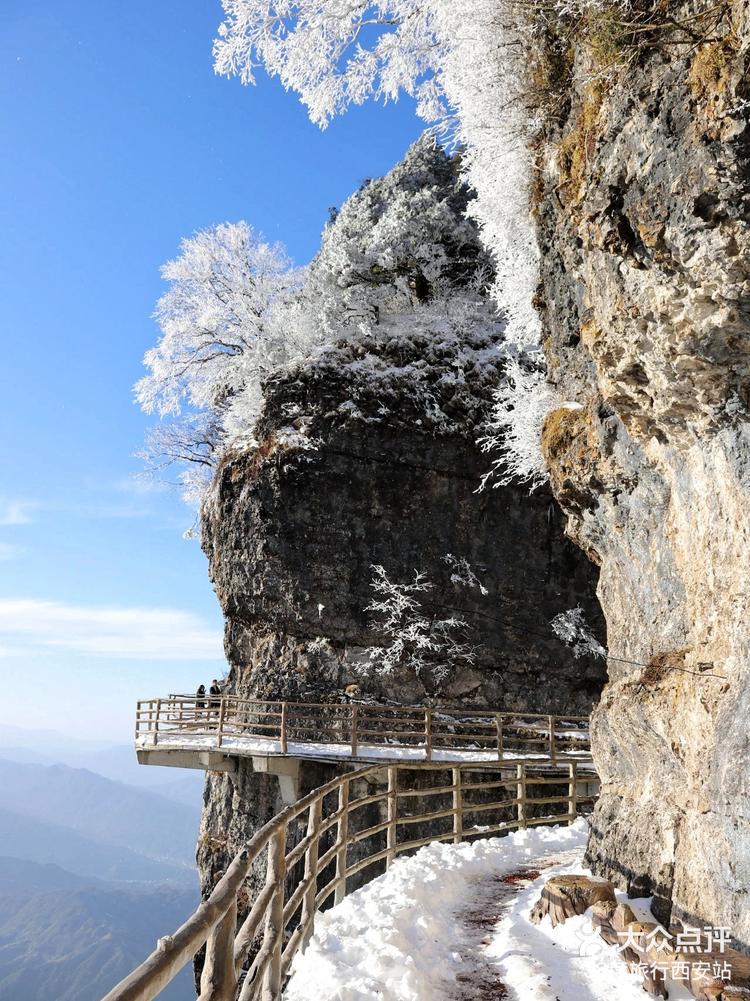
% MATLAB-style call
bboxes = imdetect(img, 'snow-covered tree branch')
[135,222,317,496]
[364,564,476,683]
[550,607,606,660]
[214,2,447,129]
[442,553,488,595]
[478,356,560,491]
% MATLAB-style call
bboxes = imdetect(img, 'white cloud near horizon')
[0,499,34,526]
[0,598,224,661]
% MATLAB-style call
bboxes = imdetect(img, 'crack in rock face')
[530,0,750,946]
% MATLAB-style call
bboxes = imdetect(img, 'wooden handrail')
[139,695,590,721]
[102,759,598,1001]
[135,696,592,765]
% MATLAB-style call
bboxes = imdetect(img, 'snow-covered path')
[446,848,584,1001]
[284,820,693,1001]
[138,730,594,766]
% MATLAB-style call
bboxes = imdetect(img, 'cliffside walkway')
[104,758,599,1001]
[135,694,593,765]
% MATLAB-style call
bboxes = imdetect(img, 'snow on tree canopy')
[282,135,506,435]
[136,137,507,503]
[135,223,317,501]
[311,135,492,322]
[211,0,586,483]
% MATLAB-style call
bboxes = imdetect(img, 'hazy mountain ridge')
[0,806,193,885]
[0,857,196,1001]
[0,758,200,867]
[0,724,204,804]
[0,748,203,1000]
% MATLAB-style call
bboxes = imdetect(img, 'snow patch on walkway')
[284,820,589,1001]
[140,731,595,766]
[285,817,696,1001]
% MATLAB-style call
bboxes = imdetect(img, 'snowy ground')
[137,731,595,767]
[284,819,693,1001]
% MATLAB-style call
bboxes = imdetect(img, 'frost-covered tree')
[364,564,475,683]
[211,1,567,488]
[136,222,314,495]
[306,135,493,339]
[551,607,606,660]
[285,136,506,436]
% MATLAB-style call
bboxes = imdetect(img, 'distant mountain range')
[0,724,205,805]
[0,858,197,1001]
[0,734,207,1000]
[0,758,200,870]
[0,805,195,886]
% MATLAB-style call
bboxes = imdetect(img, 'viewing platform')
[110,698,602,1000]
[135,695,595,801]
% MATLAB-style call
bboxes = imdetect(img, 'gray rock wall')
[202,368,605,711]
[196,360,605,922]
[530,4,750,944]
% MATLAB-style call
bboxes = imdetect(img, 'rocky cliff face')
[202,363,605,712]
[530,5,750,944]
[196,140,605,902]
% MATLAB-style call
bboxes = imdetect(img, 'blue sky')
[0,1,423,741]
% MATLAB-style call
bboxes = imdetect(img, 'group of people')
[195,679,222,712]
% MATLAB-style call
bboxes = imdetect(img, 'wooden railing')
[102,759,598,1001]
[135,696,591,763]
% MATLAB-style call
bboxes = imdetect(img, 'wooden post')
[516,763,527,830]
[198,898,238,1001]
[301,798,321,948]
[452,767,463,844]
[548,714,556,764]
[386,768,397,867]
[568,762,577,824]
[153,699,161,746]
[334,779,350,904]
[216,698,226,749]
[424,707,432,761]
[350,704,358,757]
[280,702,288,754]
[261,827,286,1001]
[496,714,503,761]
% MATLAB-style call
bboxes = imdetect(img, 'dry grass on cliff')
[522,0,736,115]
[640,649,689,686]
[688,34,740,103]
[556,85,604,206]
[541,405,591,464]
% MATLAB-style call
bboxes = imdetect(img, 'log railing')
[135,696,591,763]
[102,759,599,1001]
